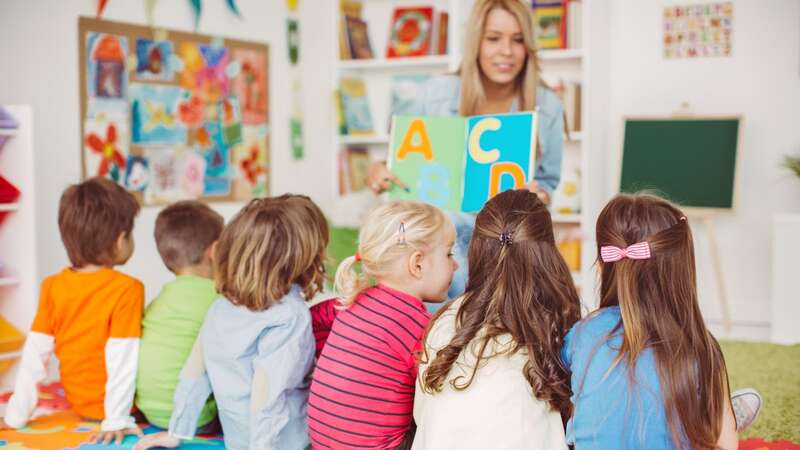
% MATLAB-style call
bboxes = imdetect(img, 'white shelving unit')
[0,105,38,389]
[330,1,597,304]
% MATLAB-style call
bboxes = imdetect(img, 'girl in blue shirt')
[368,0,565,299]
[561,193,739,450]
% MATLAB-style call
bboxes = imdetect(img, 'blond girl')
[308,201,457,450]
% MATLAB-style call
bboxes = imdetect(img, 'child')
[2,177,144,445]
[414,189,580,450]
[134,194,327,450]
[308,201,457,450]
[135,201,224,431]
[561,193,738,449]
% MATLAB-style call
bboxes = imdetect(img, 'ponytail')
[335,255,369,307]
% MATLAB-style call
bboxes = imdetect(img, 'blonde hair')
[214,194,329,311]
[458,0,543,116]
[335,201,453,306]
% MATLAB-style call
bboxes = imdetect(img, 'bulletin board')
[619,117,741,213]
[78,17,270,204]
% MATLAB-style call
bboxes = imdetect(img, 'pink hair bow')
[600,241,651,262]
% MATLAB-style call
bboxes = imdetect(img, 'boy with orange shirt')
[2,177,144,445]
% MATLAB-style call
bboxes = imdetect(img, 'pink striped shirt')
[308,285,430,449]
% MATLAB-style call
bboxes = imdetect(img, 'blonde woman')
[368,0,564,299]
[134,195,328,450]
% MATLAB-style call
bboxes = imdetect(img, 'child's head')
[154,200,224,276]
[58,176,140,268]
[595,192,728,449]
[336,201,457,306]
[214,194,328,311]
[421,189,580,417]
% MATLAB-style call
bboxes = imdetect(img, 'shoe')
[731,388,762,431]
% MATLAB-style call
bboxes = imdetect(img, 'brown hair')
[595,193,730,450]
[58,176,140,268]
[154,200,224,273]
[214,194,329,311]
[458,0,543,116]
[420,189,581,418]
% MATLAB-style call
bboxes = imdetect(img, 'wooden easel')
[673,103,733,334]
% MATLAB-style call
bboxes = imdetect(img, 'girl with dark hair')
[413,189,580,449]
[562,193,739,450]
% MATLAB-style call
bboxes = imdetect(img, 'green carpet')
[722,340,800,442]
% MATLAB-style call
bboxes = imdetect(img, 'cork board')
[79,17,269,204]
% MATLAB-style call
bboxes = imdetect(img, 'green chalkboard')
[620,118,740,211]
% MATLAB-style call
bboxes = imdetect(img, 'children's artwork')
[83,116,129,183]
[85,32,129,118]
[339,77,373,135]
[388,112,538,213]
[387,7,434,58]
[232,125,269,197]
[130,84,188,144]
[135,38,174,81]
[663,2,733,59]
[219,96,243,146]
[80,17,269,204]
[231,48,268,124]
[124,155,150,192]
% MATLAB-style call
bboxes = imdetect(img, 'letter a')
[397,119,433,161]
[489,162,526,198]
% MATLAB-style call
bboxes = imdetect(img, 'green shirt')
[135,275,218,428]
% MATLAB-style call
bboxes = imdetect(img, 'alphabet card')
[388,111,537,213]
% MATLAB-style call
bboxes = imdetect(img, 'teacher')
[367,0,565,298]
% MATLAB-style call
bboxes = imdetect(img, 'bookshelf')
[0,105,38,388]
[330,1,600,306]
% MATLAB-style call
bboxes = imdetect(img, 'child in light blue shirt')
[134,195,329,450]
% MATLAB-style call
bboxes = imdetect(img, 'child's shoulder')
[44,267,142,291]
[566,306,622,345]
[424,297,463,351]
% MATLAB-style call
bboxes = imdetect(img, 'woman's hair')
[420,189,581,418]
[595,192,730,450]
[335,201,453,306]
[458,0,543,116]
[214,194,329,311]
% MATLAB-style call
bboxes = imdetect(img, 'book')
[338,146,370,194]
[553,80,581,133]
[388,112,538,213]
[532,2,566,49]
[339,77,374,135]
[567,0,582,49]
[389,74,430,117]
[436,12,448,55]
[345,16,374,59]
[339,0,363,59]
[387,7,434,58]
[333,89,347,135]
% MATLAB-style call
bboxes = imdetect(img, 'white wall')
[605,0,800,339]
[0,0,336,303]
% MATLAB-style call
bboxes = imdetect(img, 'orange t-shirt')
[31,268,144,420]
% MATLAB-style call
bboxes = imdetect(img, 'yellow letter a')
[397,119,433,161]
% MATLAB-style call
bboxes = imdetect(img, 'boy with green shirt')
[135,201,224,430]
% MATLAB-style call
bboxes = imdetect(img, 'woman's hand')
[132,431,181,450]
[524,180,551,205]
[366,161,407,194]
[90,426,144,445]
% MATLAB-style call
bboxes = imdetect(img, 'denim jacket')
[168,285,314,450]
